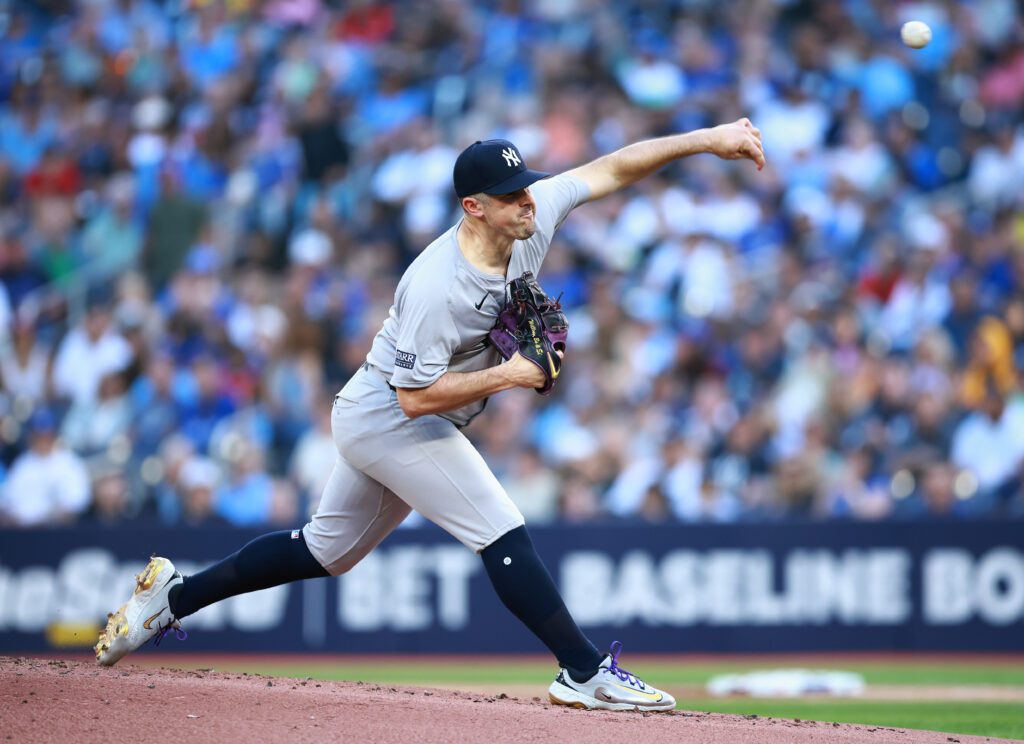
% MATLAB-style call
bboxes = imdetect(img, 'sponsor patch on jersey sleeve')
[395,350,417,369]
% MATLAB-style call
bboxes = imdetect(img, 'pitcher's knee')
[304,528,371,576]
[302,524,349,576]
[323,552,363,576]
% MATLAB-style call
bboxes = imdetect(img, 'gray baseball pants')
[302,365,525,575]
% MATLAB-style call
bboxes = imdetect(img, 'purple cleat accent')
[154,624,188,647]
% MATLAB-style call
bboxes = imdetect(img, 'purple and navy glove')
[489,271,568,396]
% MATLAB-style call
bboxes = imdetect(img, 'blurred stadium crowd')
[0,0,1023,529]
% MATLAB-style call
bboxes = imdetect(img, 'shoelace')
[153,621,188,647]
[604,640,647,690]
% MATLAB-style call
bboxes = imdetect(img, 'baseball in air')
[900,20,932,49]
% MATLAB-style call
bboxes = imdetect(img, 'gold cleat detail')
[94,604,128,659]
[135,558,165,593]
[549,694,588,709]
[114,608,128,636]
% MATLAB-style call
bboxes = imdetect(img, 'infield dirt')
[1,656,1018,744]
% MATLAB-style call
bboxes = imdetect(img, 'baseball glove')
[488,271,568,396]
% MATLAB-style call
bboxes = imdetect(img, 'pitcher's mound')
[0,656,1011,744]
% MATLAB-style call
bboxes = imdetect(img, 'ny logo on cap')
[501,147,521,167]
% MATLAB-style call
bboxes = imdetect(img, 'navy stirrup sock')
[169,530,329,619]
[480,525,603,679]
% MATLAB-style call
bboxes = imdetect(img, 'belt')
[362,361,397,391]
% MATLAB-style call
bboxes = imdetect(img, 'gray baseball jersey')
[365,174,589,427]
[302,173,589,566]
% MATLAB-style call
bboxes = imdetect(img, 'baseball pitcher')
[96,120,765,711]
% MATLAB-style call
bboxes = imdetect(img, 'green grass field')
[153,657,1024,741]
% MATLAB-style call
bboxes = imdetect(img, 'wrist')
[688,128,712,154]
[492,361,518,391]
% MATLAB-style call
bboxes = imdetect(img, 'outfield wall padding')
[1,521,1022,653]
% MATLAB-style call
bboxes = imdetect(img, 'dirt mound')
[0,656,1014,744]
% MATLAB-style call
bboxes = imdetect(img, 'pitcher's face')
[479,187,537,241]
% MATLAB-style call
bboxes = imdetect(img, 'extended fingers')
[746,135,766,170]
[733,119,765,168]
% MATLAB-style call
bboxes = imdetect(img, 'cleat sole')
[94,605,128,661]
[548,685,673,712]
[549,694,589,709]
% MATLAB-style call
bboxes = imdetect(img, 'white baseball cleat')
[95,556,185,667]
[548,641,676,712]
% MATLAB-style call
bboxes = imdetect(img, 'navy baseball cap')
[453,139,549,199]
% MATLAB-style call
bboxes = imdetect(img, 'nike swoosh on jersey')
[143,608,167,630]
[474,293,489,310]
